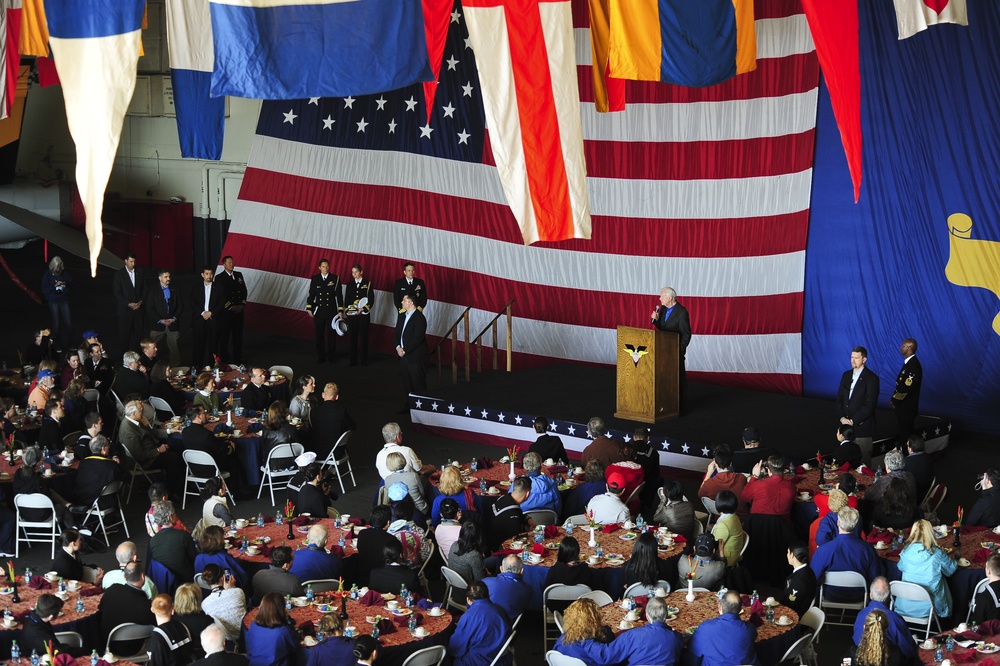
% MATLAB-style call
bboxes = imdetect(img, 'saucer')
[776,618,792,626]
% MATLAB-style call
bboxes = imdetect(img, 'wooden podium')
[614,325,680,423]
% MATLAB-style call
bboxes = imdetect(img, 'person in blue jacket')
[852,577,919,663]
[686,590,759,666]
[288,523,344,583]
[482,555,533,624]
[518,452,562,514]
[553,598,613,666]
[811,507,880,602]
[447,581,512,666]
[604,597,684,665]
[246,592,299,666]
[895,519,958,619]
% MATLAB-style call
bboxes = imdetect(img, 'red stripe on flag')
[571,0,806,28]
[238,168,810,258]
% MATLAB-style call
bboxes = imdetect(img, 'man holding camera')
[740,455,796,521]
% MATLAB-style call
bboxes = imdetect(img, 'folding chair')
[268,365,294,384]
[258,443,305,506]
[320,430,356,494]
[579,590,614,606]
[889,580,941,640]
[302,579,342,593]
[799,607,825,657]
[149,396,176,419]
[14,493,61,558]
[401,646,446,666]
[62,431,82,451]
[920,476,937,509]
[441,566,470,613]
[524,509,558,526]
[701,496,721,529]
[72,480,129,547]
[417,540,436,598]
[624,580,671,598]
[120,442,164,503]
[182,449,234,509]
[739,532,751,560]
[817,571,868,626]
[925,484,948,515]
[777,633,813,665]
[105,623,154,663]
[543,584,591,651]
[546,651,587,666]
[624,482,645,507]
[488,630,516,666]
[109,389,126,433]
[55,631,84,648]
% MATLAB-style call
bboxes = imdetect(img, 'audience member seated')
[37,397,67,454]
[432,465,477,525]
[288,374,315,432]
[870,477,920,531]
[284,451,316,507]
[486,476,530,551]
[246,592,299,666]
[554,598,614,665]
[529,416,568,463]
[352,636,379,666]
[779,542,817,617]
[61,378,89,433]
[827,425,862,468]
[195,525,249,590]
[483,555,533,624]
[1,397,17,440]
[197,477,235,533]
[543,537,593,609]
[150,360,187,419]
[150,500,197,582]
[24,328,56,368]
[149,593,196,666]
[848,609,903,666]
[866,450,917,505]
[904,435,934,502]
[519,451,562,514]
[811,507,880,602]
[622,532,672,592]
[28,368,56,410]
[84,343,115,395]
[193,372,220,414]
[116,351,151,401]
[173,583,215,661]
[677,534,727,591]
[146,483,181,537]
[895,518,958,620]
[258,400,298,466]
[698,444,748,518]
[288,523,344,583]
[200,564,248,642]
[297,462,338,518]
[305,614,355,666]
[119,400,184,494]
[73,434,123,509]
[605,443,644,512]
[103,541,159,598]
[712,490,746,567]
[968,466,1000,527]
[191,624,249,666]
[386,490,431,565]
[375,421,432,479]
[853,577,918,663]
[384,451,429,517]
[183,407,233,475]
[447,581,511,666]
[308,382,356,462]
[815,490,858,551]
[51,529,104,583]
[20,593,89,657]
[604,597,684,666]
[740,455,795,520]
[14,446,73,529]
[436,499,463,563]
[448,520,487,585]
[74,412,104,461]
[356,505,396,586]
[251,546,304,604]
[687,590,759,666]
[563,460,607,520]
[816,474,859,519]
[369,538,420,596]
[652,478,695,539]
[580,416,624,468]
[241,368,273,413]
[100,562,157,656]
[973,553,1000,623]
[586,472,631,525]
[60,351,83,389]
[137,338,160,373]
[630,428,663,514]
[730,426,779,475]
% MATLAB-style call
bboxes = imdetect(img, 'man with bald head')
[651,286,692,412]
[891,338,922,448]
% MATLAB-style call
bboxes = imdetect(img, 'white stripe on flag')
[892,0,968,40]
[166,0,214,72]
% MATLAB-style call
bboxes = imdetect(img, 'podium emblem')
[623,344,649,366]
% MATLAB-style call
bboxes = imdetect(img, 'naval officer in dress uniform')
[306,259,344,363]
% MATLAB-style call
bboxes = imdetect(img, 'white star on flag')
[514,415,522,425]
[481,409,489,418]
[283,109,297,124]
[462,82,474,97]
[431,402,438,411]
[388,119,397,134]
[356,118,368,133]
[344,96,356,109]
[376,97,387,110]
[464,37,472,49]
[464,407,472,416]
[322,116,335,130]
[415,400,422,408]
[681,443,690,453]
[549,423,557,431]
[662,442,671,451]
[448,404,455,413]
[457,129,470,144]
[419,124,434,138]
[624,435,631,443]
[308,98,319,105]
[498,413,505,422]
[702,447,710,456]
[446,56,459,71]
[442,103,455,118]
[567,426,576,435]
[404,97,418,112]
[451,9,461,23]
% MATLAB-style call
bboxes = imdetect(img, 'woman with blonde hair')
[430,464,477,524]
[848,609,902,666]
[554,598,612,665]
[173,583,214,660]
[812,488,862,554]
[305,611,355,666]
[895,519,957,619]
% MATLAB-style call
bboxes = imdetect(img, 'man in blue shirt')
[811,507,880,602]
[482,556,532,624]
[605,597,684,665]
[517,452,562,514]
[288,524,343,583]
[448,581,511,666]
[853,577,918,661]
[687,590,758,666]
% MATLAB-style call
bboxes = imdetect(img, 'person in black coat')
[190,624,249,666]
[296,463,337,517]
[306,259,344,364]
[357,506,396,586]
[904,435,934,503]
[343,264,373,367]
[651,287,692,410]
[51,530,105,583]
[148,501,198,582]
[101,563,157,655]
[215,256,248,365]
[20,594,88,657]
[74,435,124,508]
[114,253,148,358]
[968,467,1000,527]
[309,383,356,461]
[394,294,428,395]
[368,538,420,595]
[543,538,594,610]
[779,543,817,618]
[190,266,222,369]
[241,368,273,413]
[37,398,67,454]
[84,343,115,396]
[836,346,880,466]
[182,407,233,474]
[890,338,922,448]
[392,262,427,312]
[528,416,568,463]
[146,270,184,367]
[258,402,298,468]
[827,425,863,469]
[117,351,151,401]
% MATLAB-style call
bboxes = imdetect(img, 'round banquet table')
[791,467,873,534]
[873,524,994,614]
[242,594,455,666]
[917,626,1000,665]
[501,526,684,611]
[223,517,361,582]
[0,451,80,504]
[0,579,105,659]
[430,460,585,502]
[599,590,801,666]
[4,658,139,666]
[169,369,289,405]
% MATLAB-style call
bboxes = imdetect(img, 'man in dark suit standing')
[215,256,248,364]
[146,270,184,366]
[344,263,373,366]
[393,261,427,313]
[310,382,356,461]
[113,252,146,355]
[836,346,880,466]
[651,287,692,411]
[394,294,427,396]
[191,266,221,368]
[306,258,343,363]
[890,338,922,448]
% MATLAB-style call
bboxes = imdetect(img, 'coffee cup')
[565,478,576,486]
[246,547,260,555]
[544,458,555,466]
[529,554,542,564]
[620,600,631,610]
[3,617,15,627]
[942,660,952,666]
[798,492,810,500]
[777,615,790,625]
[619,620,631,630]
[575,467,584,475]
[232,429,242,438]
[44,468,54,477]
[957,623,969,633]
[429,607,444,617]
[45,571,59,581]
[67,580,79,591]
[655,588,667,598]
[488,487,499,495]
[765,596,777,606]
[235,519,248,528]
[922,640,935,650]
[801,463,811,470]
[626,610,639,621]
[340,514,351,522]
[414,626,428,637]
[510,541,523,550]
[588,555,600,565]
[387,600,400,610]
[623,520,635,529]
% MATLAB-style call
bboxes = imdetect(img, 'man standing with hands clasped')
[393,261,427,313]
[890,338,922,448]
[306,258,343,364]
[836,346,880,467]
[395,294,427,407]
[344,263,373,367]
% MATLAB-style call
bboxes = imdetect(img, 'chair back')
[149,396,175,417]
[265,443,304,471]
[487,630,516,666]
[799,606,825,634]
[330,430,353,457]
[543,583,591,603]
[701,496,720,516]
[302,579,342,593]
[105,622,154,662]
[739,531,751,559]
[926,484,948,514]
[183,448,220,474]
[525,509,558,526]
[624,482,645,506]
[889,580,940,639]
[624,580,671,598]
[545,651,588,666]
[777,632,813,665]
[146,559,178,596]
[401,646,446,666]
[54,631,84,648]
[440,566,469,590]
[14,492,57,515]
[579,590,613,606]
[268,365,294,384]
[63,431,82,448]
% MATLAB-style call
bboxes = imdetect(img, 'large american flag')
[224,0,818,394]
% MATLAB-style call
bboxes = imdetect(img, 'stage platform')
[409,363,950,474]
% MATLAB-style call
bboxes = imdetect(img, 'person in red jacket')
[740,455,795,520]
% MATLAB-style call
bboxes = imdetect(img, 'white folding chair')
[109,389,126,432]
[258,443,305,506]
[553,611,565,633]
[579,590,613,606]
[401,646,446,666]
[84,388,100,408]
[739,531,751,560]
[441,566,470,613]
[920,476,937,509]
[818,571,868,626]
[75,480,129,547]
[120,441,164,503]
[182,449,234,509]
[889,580,941,640]
[105,623,154,663]
[546,651,587,666]
[268,365,294,385]
[14,493,61,558]
[488,630,516,666]
[968,577,990,624]
[320,430,356,494]
[925,484,948,515]
[567,514,589,525]
[525,509,558,526]
[54,631,84,648]
[624,482,645,507]
[701,496,720,529]
[777,633,813,665]
[149,396,176,418]
[692,520,704,537]
[543,584,591,651]
[624,580,671,598]
[302,579,343,594]
[799,606,825,658]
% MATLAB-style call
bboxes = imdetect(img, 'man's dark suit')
[182,422,232,474]
[652,302,692,409]
[393,277,427,312]
[74,454,123,508]
[836,366,880,438]
[905,451,933,503]
[306,272,343,362]
[241,382,272,413]
[113,267,147,354]
[891,356,922,447]
[215,270,248,364]
[149,525,198,582]
[147,283,184,366]
[731,446,780,475]
[529,434,568,463]
[344,277,374,366]
[394,309,427,393]
[356,527,396,586]
[115,366,150,401]
[85,357,115,395]
[100,582,156,654]
[191,280,222,368]
[190,652,250,666]
[310,399,356,461]
[780,565,817,617]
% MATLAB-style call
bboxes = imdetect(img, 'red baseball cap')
[607,472,626,490]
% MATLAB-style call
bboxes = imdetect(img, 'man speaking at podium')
[650,287,692,412]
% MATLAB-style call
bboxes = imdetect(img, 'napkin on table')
[491,549,522,557]
[297,620,316,637]
[393,613,422,627]
[949,651,981,664]
[838,462,852,471]
[329,545,345,558]
[258,545,274,558]
[346,517,365,526]
[359,590,383,606]
[53,653,76,666]
[531,543,545,555]
[375,618,396,634]
[246,423,263,434]
[476,457,493,470]
[291,515,311,526]
[544,525,560,539]
[673,535,687,544]
[80,586,103,597]
[858,465,876,476]
[213,423,234,435]
[974,548,992,565]
[547,465,568,474]
[416,599,441,611]
[964,525,990,534]
[27,575,50,589]
[865,530,893,544]
[955,631,984,642]
[602,524,620,534]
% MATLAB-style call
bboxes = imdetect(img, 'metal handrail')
[430,306,471,384]
[471,299,515,373]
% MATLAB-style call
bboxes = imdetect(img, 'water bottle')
[628,597,636,611]
[372,624,380,639]
[534,528,543,545]
[90,650,98,666]
[471,459,478,472]
[350,585,359,600]
[316,631,325,643]
[946,635,955,652]
[934,645,943,662]
[257,514,264,528]
[338,534,347,549]
[345,625,354,638]
[480,479,487,493]
[276,512,283,526]
[212,407,219,417]
[522,545,529,563]
[59,578,67,593]
[400,583,407,600]
[751,590,760,606]
[408,614,417,632]
[334,515,341,529]
[10,640,20,663]
[230,520,236,531]
[285,595,292,610]
[766,606,775,623]
[405,593,413,609]
[306,585,314,602]
[25,567,32,580]
[566,521,574,535]
[76,597,85,613]
[596,544,603,559]
[30,650,39,666]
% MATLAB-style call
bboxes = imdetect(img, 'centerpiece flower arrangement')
[684,556,699,601]
[285,500,295,539]
[586,509,599,547]
[953,506,964,547]
[503,444,520,480]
